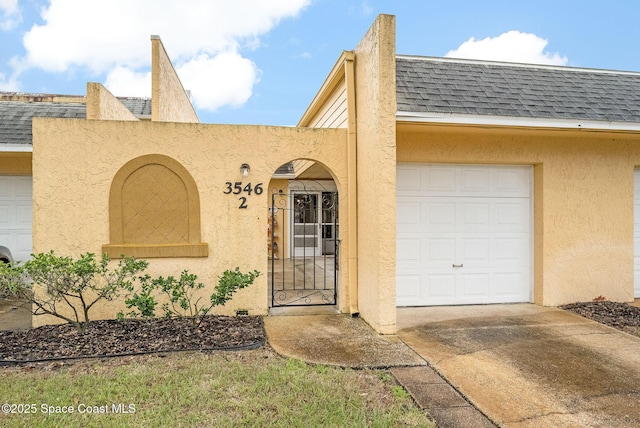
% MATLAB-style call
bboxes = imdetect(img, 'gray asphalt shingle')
[0,96,151,146]
[396,56,640,123]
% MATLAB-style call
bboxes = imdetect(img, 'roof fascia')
[0,145,32,152]
[396,54,640,76]
[298,50,354,127]
[396,111,640,132]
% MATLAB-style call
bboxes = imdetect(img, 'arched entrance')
[268,160,339,307]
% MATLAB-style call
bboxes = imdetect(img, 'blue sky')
[1,0,639,126]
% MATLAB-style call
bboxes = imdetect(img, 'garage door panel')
[397,237,421,265]
[495,237,530,265]
[460,169,491,194]
[460,238,490,263]
[426,166,457,194]
[495,272,530,300]
[460,202,490,231]
[397,164,532,306]
[0,176,32,262]
[634,169,640,298]
[396,166,422,192]
[0,205,11,226]
[494,201,530,232]
[460,273,490,297]
[397,274,422,305]
[14,177,32,196]
[0,180,12,196]
[427,274,456,299]
[14,232,32,262]
[396,200,421,230]
[495,169,531,196]
[15,202,32,226]
[426,238,455,265]
[428,202,456,230]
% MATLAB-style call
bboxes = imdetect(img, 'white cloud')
[361,1,373,16]
[446,31,568,66]
[0,0,21,31]
[16,0,310,110]
[0,71,19,91]
[104,67,151,98]
[177,51,260,111]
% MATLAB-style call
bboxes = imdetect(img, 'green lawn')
[0,348,434,427]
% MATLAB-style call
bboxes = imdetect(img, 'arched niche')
[103,154,208,258]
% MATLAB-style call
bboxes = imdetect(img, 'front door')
[292,193,320,257]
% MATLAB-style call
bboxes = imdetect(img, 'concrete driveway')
[397,304,640,427]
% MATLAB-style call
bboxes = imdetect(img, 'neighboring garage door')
[0,176,32,263]
[634,170,640,298]
[397,164,532,306]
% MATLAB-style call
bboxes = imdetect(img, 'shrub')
[119,274,158,319]
[123,267,260,325]
[0,251,260,331]
[0,252,148,333]
[157,270,207,319]
[0,260,24,299]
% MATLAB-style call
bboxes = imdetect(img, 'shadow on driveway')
[397,304,640,427]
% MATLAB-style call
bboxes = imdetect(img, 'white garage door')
[634,170,640,298]
[397,164,532,306]
[0,176,32,263]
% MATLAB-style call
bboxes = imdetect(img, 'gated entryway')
[269,191,338,306]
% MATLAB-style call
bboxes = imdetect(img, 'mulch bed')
[0,316,265,364]
[561,301,640,336]
[1,301,638,365]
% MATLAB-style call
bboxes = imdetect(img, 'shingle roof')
[0,95,152,146]
[119,98,152,117]
[0,101,86,146]
[396,56,640,123]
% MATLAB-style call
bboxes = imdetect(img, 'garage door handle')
[452,263,463,268]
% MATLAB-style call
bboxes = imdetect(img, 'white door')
[396,164,532,306]
[291,192,321,257]
[634,170,640,297]
[0,176,32,262]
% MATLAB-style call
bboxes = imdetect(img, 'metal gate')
[269,191,338,306]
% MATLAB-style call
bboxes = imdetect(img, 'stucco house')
[2,14,640,334]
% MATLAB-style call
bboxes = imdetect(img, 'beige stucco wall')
[397,123,640,305]
[86,83,139,121]
[353,14,397,334]
[0,152,32,175]
[151,36,199,123]
[31,118,349,326]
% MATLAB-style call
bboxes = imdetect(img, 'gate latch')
[452,263,463,268]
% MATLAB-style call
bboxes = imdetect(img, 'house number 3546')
[223,182,264,209]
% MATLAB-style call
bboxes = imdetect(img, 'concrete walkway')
[265,304,640,428]
[0,298,31,331]
[264,312,496,427]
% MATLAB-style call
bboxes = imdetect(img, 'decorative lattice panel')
[121,164,189,244]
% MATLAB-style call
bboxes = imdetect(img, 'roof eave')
[396,111,640,132]
[0,144,32,152]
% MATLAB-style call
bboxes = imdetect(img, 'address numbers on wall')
[223,182,264,209]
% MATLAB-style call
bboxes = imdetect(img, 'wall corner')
[86,83,139,121]
[353,14,398,334]
[151,35,200,123]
